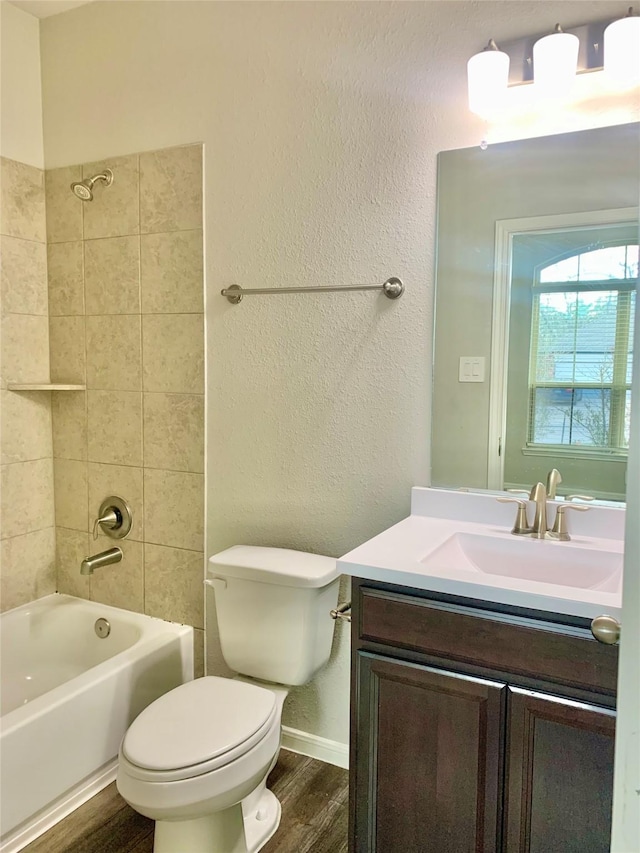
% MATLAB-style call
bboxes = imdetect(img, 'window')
[528,243,637,453]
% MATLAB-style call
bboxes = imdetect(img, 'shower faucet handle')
[92,496,133,540]
[92,509,118,539]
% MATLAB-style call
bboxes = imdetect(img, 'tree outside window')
[528,243,637,454]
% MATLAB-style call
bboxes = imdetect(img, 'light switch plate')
[459,356,486,382]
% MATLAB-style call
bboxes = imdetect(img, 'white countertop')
[338,488,624,621]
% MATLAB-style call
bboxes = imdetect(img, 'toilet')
[116,545,341,853]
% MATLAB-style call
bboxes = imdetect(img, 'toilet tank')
[207,546,341,686]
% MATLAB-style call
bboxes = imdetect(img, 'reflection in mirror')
[504,223,636,501]
[432,123,639,502]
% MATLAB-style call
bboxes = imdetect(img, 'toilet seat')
[121,676,278,783]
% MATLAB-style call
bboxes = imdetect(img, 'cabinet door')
[352,652,505,853]
[504,687,616,853]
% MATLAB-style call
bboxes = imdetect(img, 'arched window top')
[539,244,639,284]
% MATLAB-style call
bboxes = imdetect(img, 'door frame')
[610,230,640,850]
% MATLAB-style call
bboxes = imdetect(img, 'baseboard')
[281,726,349,770]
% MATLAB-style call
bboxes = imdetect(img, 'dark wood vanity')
[349,577,618,853]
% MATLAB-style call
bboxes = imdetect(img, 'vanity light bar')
[468,9,640,116]
[500,19,610,85]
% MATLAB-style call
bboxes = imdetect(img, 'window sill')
[521,445,628,463]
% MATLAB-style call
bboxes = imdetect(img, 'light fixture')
[533,24,579,99]
[467,39,510,118]
[604,7,640,86]
[467,12,640,128]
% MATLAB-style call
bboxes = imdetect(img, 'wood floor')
[22,750,349,853]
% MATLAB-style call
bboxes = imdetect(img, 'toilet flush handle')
[330,601,352,622]
[204,577,227,592]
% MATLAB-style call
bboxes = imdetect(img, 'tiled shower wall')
[1,157,56,610]
[46,144,205,669]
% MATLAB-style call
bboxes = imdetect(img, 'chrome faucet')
[80,547,123,575]
[529,482,548,538]
[546,468,562,500]
[498,480,590,541]
[81,496,132,575]
[497,481,549,536]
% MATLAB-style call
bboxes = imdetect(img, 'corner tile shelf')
[7,383,86,391]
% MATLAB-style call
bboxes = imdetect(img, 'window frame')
[488,208,639,492]
[526,248,636,456]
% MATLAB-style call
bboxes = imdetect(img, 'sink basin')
[338,488,625,619]
[421,532,623,592]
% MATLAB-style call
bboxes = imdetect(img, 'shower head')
[70,168,113,201]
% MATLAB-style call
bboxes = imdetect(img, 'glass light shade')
[533,31,579,98]
[604,16,640,86]
[467,48,510,117]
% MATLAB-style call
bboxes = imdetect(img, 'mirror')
[432,123,639,502]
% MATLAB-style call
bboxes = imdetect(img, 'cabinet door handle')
[590,615,621,645]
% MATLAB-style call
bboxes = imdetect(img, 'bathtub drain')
[95,618,111,638]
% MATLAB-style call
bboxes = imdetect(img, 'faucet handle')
[550,503,590,541]
[565,494,595,502]
[497,497,532,535]
[92,509,118,540]
[91,496,133,540]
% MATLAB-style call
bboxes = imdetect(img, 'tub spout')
[80,547,123,575]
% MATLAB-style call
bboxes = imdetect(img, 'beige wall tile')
[1,528,56,612]
[48,242,84,316]
[193,628,205,678]
[87,390,143,466]
[143,392,204,473]
[141,230,203,314]
[82,155,139,240]
[52,391,87,460]
[1,389,52,464]
[1,458,54,538]
[86,314,141,390]
[0,236,48,316]
[1,157,46,242]
[144,468,204,551]
[85,235,140,315]
[144,543,204,628]
[140,146,202,234]
[88,462,144,542]
[56,526,91,598]
[49,315,85,384]
[54,458,88,531]
[45,166,83,243]
[1,314,50,387]
[142,314,203,393]
[90,536,143,612]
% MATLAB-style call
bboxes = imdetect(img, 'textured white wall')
[39,0,626,747]
[0,0,44,167]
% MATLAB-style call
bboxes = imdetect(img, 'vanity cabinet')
[349,579,617,853]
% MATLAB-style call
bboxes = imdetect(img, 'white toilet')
[116,545,341,853]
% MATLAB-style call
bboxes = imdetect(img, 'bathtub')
[0,593,193,853]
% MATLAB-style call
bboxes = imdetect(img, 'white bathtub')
[0,593,193,853]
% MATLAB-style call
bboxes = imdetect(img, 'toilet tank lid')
[208,545,339,588]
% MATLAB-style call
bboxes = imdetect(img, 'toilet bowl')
[117,677,285,853]
[116,545,341,853]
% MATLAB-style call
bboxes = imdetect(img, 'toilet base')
[243,787,281,852]
[152,785,281,853]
